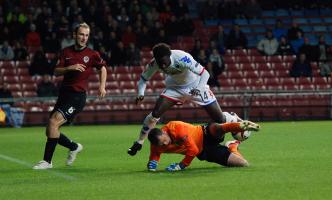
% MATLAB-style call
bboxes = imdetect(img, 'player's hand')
[165,163,186,172]
[135,95,144,104]
[147,160,158,171]
[99,87,106,98]
[190,88,201,96]
[69,64,86,72]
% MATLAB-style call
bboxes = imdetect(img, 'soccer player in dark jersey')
[33,23,107,169]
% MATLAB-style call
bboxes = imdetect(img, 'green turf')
[0,121,331,200]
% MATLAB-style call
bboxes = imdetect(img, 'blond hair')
[74,22,90,33]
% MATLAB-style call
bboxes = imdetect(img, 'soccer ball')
[232,130,251,141]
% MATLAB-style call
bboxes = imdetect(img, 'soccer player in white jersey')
[128,43,228,156]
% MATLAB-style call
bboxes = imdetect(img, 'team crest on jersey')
[180,56,191,64]
[83,56,89,63]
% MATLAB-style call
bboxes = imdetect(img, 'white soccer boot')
[66,143,83,166]
[33,160,53,170]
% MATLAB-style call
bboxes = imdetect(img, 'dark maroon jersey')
[56,45,106,92]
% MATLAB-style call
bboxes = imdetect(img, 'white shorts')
[160,85,216,106]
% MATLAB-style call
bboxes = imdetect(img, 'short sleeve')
[93,52,106,70]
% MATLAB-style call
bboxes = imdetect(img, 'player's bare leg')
[203,101,226,123]
[128,97,177,156]
[226,140,249,167]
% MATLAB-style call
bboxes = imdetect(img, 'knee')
[46,118,60,136]
[227,153,249,167]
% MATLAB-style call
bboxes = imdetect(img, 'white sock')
[137,113,160,143]
[223,112,238,122]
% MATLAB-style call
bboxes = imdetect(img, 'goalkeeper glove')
[165,162,186,172]
[147,160,158,171]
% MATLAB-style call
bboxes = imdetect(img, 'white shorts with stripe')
[160,85,216,106]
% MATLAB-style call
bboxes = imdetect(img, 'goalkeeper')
[147,120,260,172]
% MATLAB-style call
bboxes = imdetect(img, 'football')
[232,130,251,141]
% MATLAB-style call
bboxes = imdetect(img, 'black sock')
[43,138,59,163]
[58,133,78,151]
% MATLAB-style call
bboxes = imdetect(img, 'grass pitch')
[0,121,331,200]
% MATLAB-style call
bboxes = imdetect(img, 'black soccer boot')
[127,142,142,156]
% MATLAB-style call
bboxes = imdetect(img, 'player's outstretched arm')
[98,66,107,98]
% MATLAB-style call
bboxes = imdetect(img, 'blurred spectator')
[40,18,57,44]
[290,31,304,54]
[257,29,279,56]
[319,60,332,77]
[207,48,224,87]
[125,43,141,66]
[317,35,330,62]
[154,29,170,44]
[178,13,194,36]
[0,40,15,60]
[191,39,204,60]
[106,31,119,51]
[273,19,287,41]
[61,32,75,49]
[116,7,130,29]
[93,30,107,51]
[299,37,318,62]
[137,25,152,48]
[173,0,189,18]
[57,16,70,38]
[13,40,28,60]
[277,36,293,55]
[7,14,24,41]
[0,26,14,44]
[0,81,13,106]
[287,21,304,41]
[37,75,58,97]
[211,25,227,54]
[158,3,172,24]
[290,53,312,77]
[165,15,181,42]
[110,41,126,66]
[201,0,218,20]
[196,49,209,67]
[229,0,246,19]
[25,24,41,47]
[44,32,61,53]
[226,24,248,49]
[244,0,262,19]
[29,50,53,76]
[121,25,136,48]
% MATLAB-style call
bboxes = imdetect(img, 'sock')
[43,138,59,163]
[137,113,160,144]
[58,133,78,151]
[221,122,243,133]
[223,112,238,122]
[228,141,243,158]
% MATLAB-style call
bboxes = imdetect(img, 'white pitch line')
[0,154,76,180]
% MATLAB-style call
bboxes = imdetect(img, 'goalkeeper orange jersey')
[149,121,204,166]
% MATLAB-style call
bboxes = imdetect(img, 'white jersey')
[141,50,205,88]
